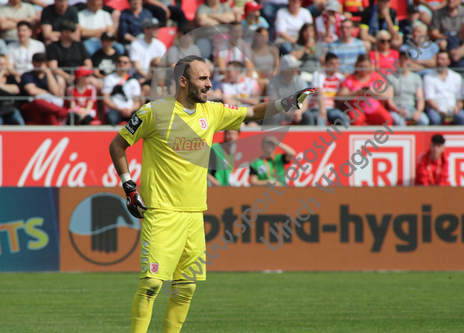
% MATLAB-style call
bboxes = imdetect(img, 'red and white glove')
[277,88,318,112]
[123,180,147,219]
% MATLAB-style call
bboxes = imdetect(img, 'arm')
[24,82,50,96]
[80,26,108,39]
[207,12,235,24]
[450,44,464,63]
[132,60,148,78]
[249,174,274,186]
[278,31,297,43]
[279,141,296,162]
[48,60,72,84]
[0,17,19,31]
[44,67,60,96]
[93,69,106,79]
[196,13,220,26]
[103,93,122,111]
[0,71,19,94]
[143,0,170,18]
[245,88,317,122]
[415,157,429,186]
[430,29,446,41]
[359,28,377,44]
[291,47,306,60]
[207,173,221,186]
[109,133,131,179]
[415,87,425,113]
[131,98,142,112]
[41,24,61,43]
[426,99,444,113]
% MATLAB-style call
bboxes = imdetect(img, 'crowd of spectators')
[1,0,464,126]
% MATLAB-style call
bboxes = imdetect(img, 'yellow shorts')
[139,209,206,282]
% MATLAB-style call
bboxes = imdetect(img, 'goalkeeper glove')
[123,180,147,219]
[277,88,318,112]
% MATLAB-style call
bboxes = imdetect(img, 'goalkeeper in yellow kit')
[109,55,316,333]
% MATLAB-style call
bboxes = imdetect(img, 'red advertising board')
[1,127,463,187]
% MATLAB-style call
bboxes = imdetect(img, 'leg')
[105,108,123,126]
[389,111,406,126]
[326,108,347,126]
[415,112,430,126]
[168,5,187,28]
[3,109,25,125]
[278,42,293,55]
[21,100,68,125]
[301,108,317,125]
[83,39,103,58]
[131,278,163,333]
[453,110,464,125]
[162,281,196,333]
[426,108,442,125]
[113,42,126,56]
[365,106,393,125]
[143,4,167,27]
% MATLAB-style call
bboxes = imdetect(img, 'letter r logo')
[349,135,415,186]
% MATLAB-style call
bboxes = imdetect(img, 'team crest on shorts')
[150,263,159,274]
[199,118,208,130]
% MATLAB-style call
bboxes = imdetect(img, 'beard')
[187,83,208,104]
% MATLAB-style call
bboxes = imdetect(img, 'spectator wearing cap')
[359,0,402,51]
[386,51,429,126]
[78,0,125,57]
[142,0,187,29]
[167,25,202,67]
[41,0,80,45]
[0,0,37,43]
[327,19,366,75]
[264,54,310,126]
[92,32,120,80]
[129,17,166,81]
[398,5,421,45]
[430,0,464,51]
[7,21,45,76]
[274,0,313,55]
[119,0,152,45]
[423,49,464,125]
[47,20,92,94]
[315,0,344,44]
[102,54,142,125]
[195,0,235,57]
[65,66,98,125]
[241,1,269,44]
[0,53,25,125]
[415,134,450,186]
[20,52,70,125]
[259,0,288,42]
[400,21,438,76]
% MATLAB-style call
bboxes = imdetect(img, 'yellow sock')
[131,278,163,333]
[162,282,196,333]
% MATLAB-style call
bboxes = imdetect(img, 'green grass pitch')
[0,271,463,332]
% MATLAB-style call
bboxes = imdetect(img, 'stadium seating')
[158,27,178,49]
[182,0,205,21]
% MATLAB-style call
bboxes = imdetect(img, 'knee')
[137,278,163,298]
[173,282,196,301]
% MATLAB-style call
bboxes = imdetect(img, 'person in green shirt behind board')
[249,135,296,187]
[208,129,240,187]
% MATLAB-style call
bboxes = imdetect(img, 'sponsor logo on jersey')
[173,137,208,151]
[150,263,159,274]
[125,114,143,135]
[199,118,208,130]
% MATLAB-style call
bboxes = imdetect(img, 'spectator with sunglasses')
[369,30,399,75]
[102,54,142,125]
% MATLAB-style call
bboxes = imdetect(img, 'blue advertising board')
[0,188,59,272]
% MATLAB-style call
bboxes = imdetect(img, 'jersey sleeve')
[208,102,247,132]
[119,103,155,145]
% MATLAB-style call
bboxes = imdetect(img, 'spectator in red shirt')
[416,134,450,186]
[369,30,399,75]
[65,66,98,125]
